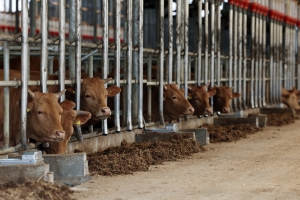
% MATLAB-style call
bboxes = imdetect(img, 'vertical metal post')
[278,20,283,104]
[184,0,189,99]
[30,0,36,37]
[40,0,48,93]
[229,3,233,89]
[238,4,243,110]
[15,1,19,34]
[298,18,300,89]
[69,0,76,79]
[59,0,66,102]
[254,11,259,107]
[93,0,98,43]
[21,0,29,150]
[233,3,237,110]
[270,17,274,104]
[197,0,202,86]
[210,0,215,108]
[138,0,143,129]
[262,12,266,106]
[126,0,133,130]
[250,10,255,108]
[3,41,9,148]
[204,0,209,85]
[168,0,173,84]
[176,0,181,88]
[159,0,164,125]
[102,0,109,134]
[147,58,152,122]
[242,6,247,109]
[114,0,121,132]
[216,0,221,87]
[258,12,262,107]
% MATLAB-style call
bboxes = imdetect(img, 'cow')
[281,87,300,109]
[9,69,121,127]
[212,86,241,113]
[0,70,66,146]
[188,83,216,117]
[44,100,91,154]
[143,84,195,122]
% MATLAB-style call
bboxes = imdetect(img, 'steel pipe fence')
[0,0,299,153]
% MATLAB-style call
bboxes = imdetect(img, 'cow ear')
[205,82,211,88]
[60,100,76,110]
[208,88,216,97]
[232,92,241,98]
[107,85,121,97]
[66,86,75,94]
[281,94,290,99]
[164,85,168,91]
[103,78,112,83]
[74,111,91,125]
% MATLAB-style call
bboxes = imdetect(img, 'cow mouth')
[98,116,109,120]
[51,137,64,142]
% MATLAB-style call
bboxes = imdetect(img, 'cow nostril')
[56,131,65,137]
[101,108,107,113]
[189,108,195,113]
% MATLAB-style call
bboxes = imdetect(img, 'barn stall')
[0,0,298,175]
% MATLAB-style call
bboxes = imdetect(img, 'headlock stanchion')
[0,0,299,155]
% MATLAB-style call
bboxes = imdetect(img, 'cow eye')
[194,97,198,100]
[172,96,177,99]
[85,94,91,98]
[37,111,43,115]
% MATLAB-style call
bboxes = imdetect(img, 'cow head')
[188,83,216,116]
[26,89,66,143]
[163,84,195,118]
[281,87,300,109]
[213,86,241,113]
[79,77,121,125]
[45,100,91,154]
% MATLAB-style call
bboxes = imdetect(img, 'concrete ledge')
[135,132,196,143]
[260,108,295,116]
[43,152,88,179]
[0,163,49,184]
[181,128,209,146]
[248,113,267,128]
[213,117,258,127]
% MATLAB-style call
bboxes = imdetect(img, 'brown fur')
[213,86,241,113]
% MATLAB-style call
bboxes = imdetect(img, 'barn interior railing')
[0,0,299,153]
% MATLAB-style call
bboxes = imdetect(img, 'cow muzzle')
[204,107,213,115]
[185,107,195,115]
[222,107,230,113]
[52,130,65,142]
[96,107,112,119]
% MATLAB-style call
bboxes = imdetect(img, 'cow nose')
[222,107,230,113]
[55,130,65,140]
[205,107,212,114]
[101,107,111,114]
[188,107,195,114]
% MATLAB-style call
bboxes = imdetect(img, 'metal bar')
[20,0,29,150]
[270,18,274,104]
[59,0,66,102]
[254,12,259,108]
[93,0,98,42]
[262,13,266,106]
[250,11,255,108]
[184,0,189,99]
[147,58,152,122]
[176,0,181,88]
[168,0,173,84]
[216,0,221,87]
[40,0,48,93]
[126,0,133,130]
[159,0,164,125]
[210,0,215,108]
[102,0,109,134]
[15,0,19,34]
[258,13,262,107]
[69,0,76,79]
[114,0,121,132]
[232,4,237,110]
[3,41,9,148]
[30,0,36,37]
[237,5,242,110]
[81,49,99,61]
[278,20,282,104]
[197,0,202,86]
[75,0,83,140]
[138,0,144,129]
[298,22,300,89]
[204,0,208,85]
[242,7,247,109]
[229,3,233,88]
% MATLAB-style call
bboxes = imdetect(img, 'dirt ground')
[71,114,300,199]
[0,113,299,200]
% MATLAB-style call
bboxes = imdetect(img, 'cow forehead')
[216,86,232,98]
[82,78,106,94]
[193,86,208,97]
[32,93,61,108]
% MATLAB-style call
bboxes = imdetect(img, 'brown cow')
[44,100,91,154]
[281,87,300,109]
[144,84,195,122]
[0,70,66,146]
[18,70,121,127]
[213,86,241,113]
[188,83,216,116]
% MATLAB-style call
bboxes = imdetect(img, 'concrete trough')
[260,108,295,116]
[248,113,267,128]
[136,132,196,143]
[214,117,259,127]
[180,128,210,146]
